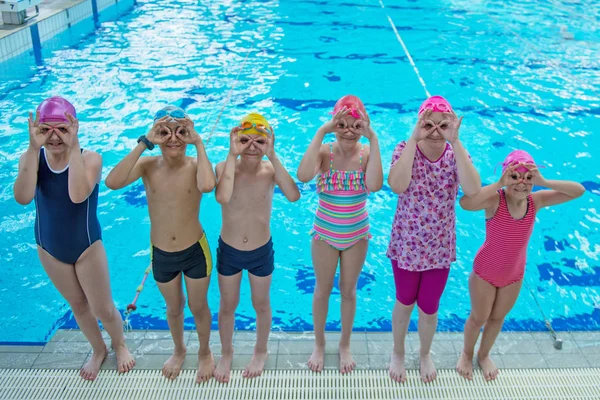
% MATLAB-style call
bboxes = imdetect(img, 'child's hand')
[255,128,276,159]
[53,113,80,148]
[229,127,251,157]
[320,107,351,134]
[523,163,545,186]
[441,111,463,145]
[147,116,171,145]
[499,164,519,187]
[176,118,202,144]
[175,125,201,145]
[28,111,48,150]
[350,110,374,140]
[411,109,435,142]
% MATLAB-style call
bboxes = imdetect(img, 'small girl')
[387,95,481,383]
[456,150,584,381]
[297,95,383,374]
[13,97,135,380]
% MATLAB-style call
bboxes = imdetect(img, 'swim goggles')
[240,121,272,133]
[154,108,188,121]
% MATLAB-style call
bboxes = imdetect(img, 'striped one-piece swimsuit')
[473,189,536,288]
[311,143,370,251]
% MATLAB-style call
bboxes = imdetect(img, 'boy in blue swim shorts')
[106,106,216,383]
[213,113,300,382]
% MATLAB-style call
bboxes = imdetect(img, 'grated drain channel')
[1,368,599,399]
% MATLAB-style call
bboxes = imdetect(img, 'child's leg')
[215,272,242,383]
[457,273,496,380]
[244,272,273,378]
[75,242,135,375]
[184,275,214,383]
[415,268,450,383]
[477,279,522,381]
[37,246,107,381]
[389,265,420,383]
[156,274,187,380]
[338,240,368,374]
[308,239,340,372]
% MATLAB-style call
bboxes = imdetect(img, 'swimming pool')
[0,0,599,344]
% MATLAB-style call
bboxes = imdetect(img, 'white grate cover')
[1,368,599,399]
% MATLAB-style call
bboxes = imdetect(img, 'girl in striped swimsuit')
[297,95,383,374]
[456,150,584,381]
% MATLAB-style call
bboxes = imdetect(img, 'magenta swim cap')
[37,97,76,124]
[418,95,452,115]
[502,150,536,174]
[331,95,366,119]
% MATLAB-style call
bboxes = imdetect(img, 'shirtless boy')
[213,113,300,382]
[106,106,216,383]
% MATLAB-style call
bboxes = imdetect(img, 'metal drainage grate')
[1,368,599,400]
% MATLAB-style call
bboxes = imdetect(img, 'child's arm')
[14,112,49,205]
[460,165,516,211]
[106,119,168,190]
[53,114,102,204]
[175,121,216,193]
[388,110,433,194]
[528,165,585,208]
[215,127,250,204]
[262,129,300,202]
[353,110,383,192]
[443,113,481,197]
[297,108,351,182]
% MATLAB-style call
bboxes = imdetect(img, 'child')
[13,97,135,381]
[297,95,383,374]
[213,113,300,383]
[387,95,481,383]
[106,105,216,383]
[456,150,584,381]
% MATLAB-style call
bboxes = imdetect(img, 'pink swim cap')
[331,95,365,119]
[502,150,536,174]
[418,95,452,115]
[37,96,76,124]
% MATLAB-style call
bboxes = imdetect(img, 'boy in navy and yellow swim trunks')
[213,113,300,382]
[106,106,217,383]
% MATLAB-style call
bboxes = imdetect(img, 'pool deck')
[1,329,598,371]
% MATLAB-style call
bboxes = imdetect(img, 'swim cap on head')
[418,95,452,115]
[502,150,536,174]
[37,97,76,124]
[239,113,271,137]
[331,95,365,119]
[154,105,188,122]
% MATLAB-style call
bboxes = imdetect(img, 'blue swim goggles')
[154,106,188,122]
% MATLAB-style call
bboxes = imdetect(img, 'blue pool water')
[0,0,599,344]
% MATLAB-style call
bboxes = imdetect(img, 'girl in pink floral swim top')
[386,96,481,384]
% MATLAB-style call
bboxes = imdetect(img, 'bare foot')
[456,351,474,380]
[162,348,186,380]
[114,342,135,374]
[477,354,499,381]
[308,345,325,372]
[214,353,233,383]
[243,351,268,378]
[339,344,356,374]
[420,353,437,383]
[389,352,406,383]
[80,346,108,381]
[196,352,215,383]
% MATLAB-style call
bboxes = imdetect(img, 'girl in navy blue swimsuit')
[13,97,135,380]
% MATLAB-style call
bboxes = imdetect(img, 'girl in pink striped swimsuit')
[456,150,584,382]
[297,95,383,374]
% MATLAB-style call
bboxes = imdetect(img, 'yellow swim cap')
[239,113,271,137]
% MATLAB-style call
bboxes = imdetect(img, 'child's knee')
[251,296,270,314]
[188,299,209,316]
[69,298,90,315]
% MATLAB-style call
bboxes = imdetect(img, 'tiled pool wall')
[0,0,136,63]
